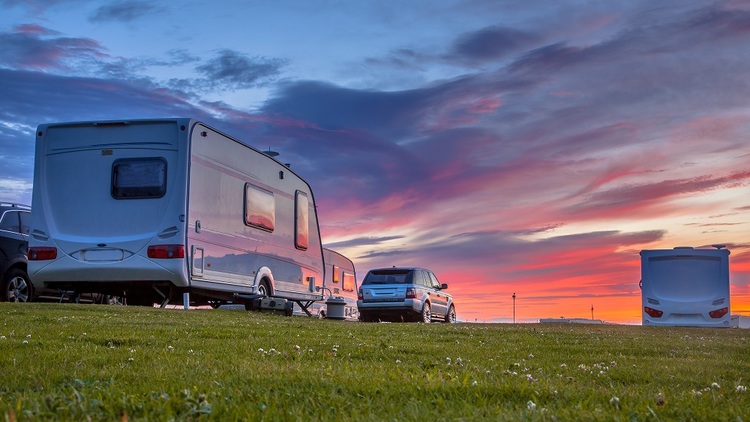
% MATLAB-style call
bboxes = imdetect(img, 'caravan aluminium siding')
[186,123,324,300]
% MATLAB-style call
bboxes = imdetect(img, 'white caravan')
[28,118,324,308]
[321,248,358,319]
[640,246,730,327]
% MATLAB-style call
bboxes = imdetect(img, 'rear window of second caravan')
[111,158,167,199]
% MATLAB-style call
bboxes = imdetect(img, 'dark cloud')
[0,24,107,71]
[194,50,287,91]
[89,1,159,23]
[448,25,540,64]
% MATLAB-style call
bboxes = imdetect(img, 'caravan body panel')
[29,118,324,304]
[640,247,730,327]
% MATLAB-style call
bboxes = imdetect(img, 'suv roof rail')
[0,202,31,210]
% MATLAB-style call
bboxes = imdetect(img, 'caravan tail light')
[709,307,728,319]
[406,287,417,299]
[28,247,58,260]
[357,289,363,300]
[148,245,185,259]
[644,306,663,318]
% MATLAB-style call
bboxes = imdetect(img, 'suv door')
[426,271,447,317]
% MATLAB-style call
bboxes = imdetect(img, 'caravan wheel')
[256,280,269,297]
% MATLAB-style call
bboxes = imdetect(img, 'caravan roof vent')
[673,246,694,250]
[712,244,726,250]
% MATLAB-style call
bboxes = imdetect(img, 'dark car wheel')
[420,302,432,323]
[443,305,456,323]
[2,268,32,302]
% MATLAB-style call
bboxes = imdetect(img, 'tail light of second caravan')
[644,306,663,318]
[709,307,728,319]
[28,247,58,261]
[147,245,185,259]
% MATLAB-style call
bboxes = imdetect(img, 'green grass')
[1,303,749,421]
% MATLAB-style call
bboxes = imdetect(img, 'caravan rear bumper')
[29,253,188,288]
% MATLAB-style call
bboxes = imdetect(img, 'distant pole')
[512,292,516,324]
[591,304,594,320]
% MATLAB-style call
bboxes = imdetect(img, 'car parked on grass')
[357,267,456,323]
[0,202,32,302]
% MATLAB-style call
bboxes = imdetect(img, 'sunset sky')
[2,0,749,323]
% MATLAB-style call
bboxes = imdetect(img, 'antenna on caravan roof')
[712,244,726,250]
[263,147,279,157]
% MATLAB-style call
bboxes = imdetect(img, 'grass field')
[1,303,749,421]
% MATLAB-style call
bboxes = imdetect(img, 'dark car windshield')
[363,269,413,285]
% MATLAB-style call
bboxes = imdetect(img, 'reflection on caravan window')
[343,272,355,292]
[295,190,308,250]
[244,183,275,231]
[332,266,340,283]
[111,158,167,199]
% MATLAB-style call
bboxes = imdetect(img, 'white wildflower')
[560,363,567,369]
[736,385,747,392]
[527,400,537,411]
[22,340,28,344]
[26,334,31,339]
[471,380,478,386]
[395,359,401,364]
[528,353,534,359]
[257,348,265,353]
[609,397,620,409]
[0,336,5,340]
[293,345,300,351]
[711,382,721,389]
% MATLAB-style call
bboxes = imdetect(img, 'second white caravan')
[28,118,325,308]
[640,246,731,327]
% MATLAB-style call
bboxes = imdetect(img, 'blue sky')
[2,0,750,322]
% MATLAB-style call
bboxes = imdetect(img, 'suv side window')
[427,271,441,289]
[0,211,20,233]
[416,271,429,287]
[19,211,30,235]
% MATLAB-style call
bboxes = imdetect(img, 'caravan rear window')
[112,158,167,199]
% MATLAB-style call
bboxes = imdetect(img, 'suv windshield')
[362,269,413,285]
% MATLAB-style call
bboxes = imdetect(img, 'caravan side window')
[343,271,355,292]
[244,183,276,231]
[295,190,309,250]
[112,158,167,199]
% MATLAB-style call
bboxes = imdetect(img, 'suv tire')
[2,268,32,302]
[420,302,431,323]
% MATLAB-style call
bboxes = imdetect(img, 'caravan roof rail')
[0,202,31,210]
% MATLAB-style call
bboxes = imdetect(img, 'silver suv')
[357,267,456,323]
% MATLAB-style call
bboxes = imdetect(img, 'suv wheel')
[2,268,32,302]
[444,305,456,323]
[420,302,431,323]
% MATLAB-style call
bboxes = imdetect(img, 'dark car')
[0,203,32,302]
[357,267,456,323]
[0,202,118,304]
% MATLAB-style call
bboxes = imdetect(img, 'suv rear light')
[147,245,185,259]
[644,306,663,318]
[29,247,57,260]
[406,287,417,299]
[709,307,728,319]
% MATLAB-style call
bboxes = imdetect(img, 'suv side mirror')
[440,283,448,290]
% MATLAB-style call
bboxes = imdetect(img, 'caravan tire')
[257,280,269,297]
